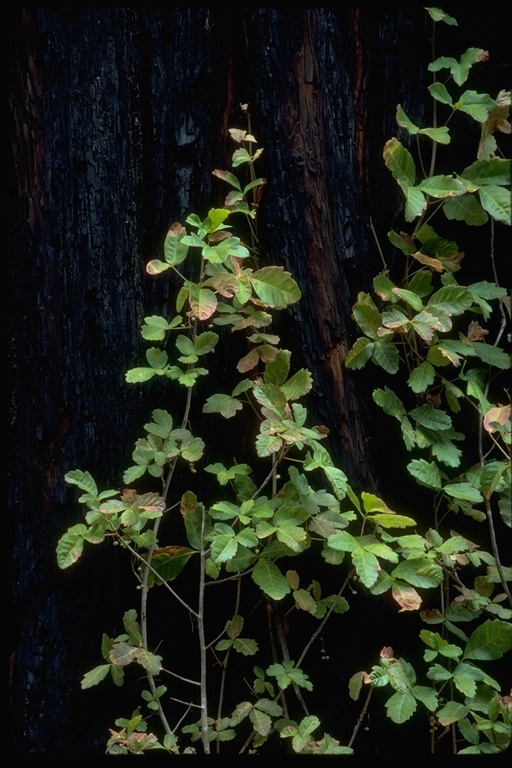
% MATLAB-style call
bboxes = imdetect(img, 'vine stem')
[137,381,196,738]
[296,571,353,669]
[215,576,242,754]
[198,503,210,754]
[347,685,373,749]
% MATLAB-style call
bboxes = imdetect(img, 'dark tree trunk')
[8,7,509,755]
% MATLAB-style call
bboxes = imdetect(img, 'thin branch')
[161,667,201,687]
[296,571,353,669]
[118,535,198,618]
[368,217,387,270]
[198,503,210,754]
[270,599,309,717]
[347,685,373,750]
[215,576,243,754]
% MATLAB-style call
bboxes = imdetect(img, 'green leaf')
[408,362,435,393]
[437,701,469,726]
[327,530,359,553]
[453,666,477,698]
[443,483,483,503]
[146,347,168,370]
[187,283,218,321]
[412,685,438,711]
[402,183,427,222]
[351,293,382,339]
[233,638,259,656]
[478,185,511,225]
[281,369,313,400]
[462,158,511,187]
[249,707,272,737]
[370,513,416,529]
[381,306,409,330]
[407,458,443,489]
[429,48,486,86]
[427,285,473,316]
[309,466,343,503]
[293,589,317,614]
[391,558,444,588]
[163,222,188,265]
[205,208,230,231]
[373,387,406,419]
[352,548,380,588]
[385,691,416,724]
[428,82,454,107]
[81,664,111,689]
[212,167,242,189]
[211,534,238,564]
[464,619,512,660]
[180,492,203,550]
[419,175,466,198]
[134,648,162,676]
[146,259,170,275]
[443,193,488,226]
[470,341,511,369]
[109,642,138,667]
[427,8,458,24]
[148,547,194,585]
[426,663,453,682]
[457,90,497,123]
[396,106,452,145]
[383,138,416,186]
[56,526,86,569]
[65,469,98,496]
[252,559,291,600]
[255,699,283,719]
[372,340,400,374]
[147,408,173,436]
[410,404,452,431]
[203,393,243,419]
[125,367,157,383]
[251,266,301,308]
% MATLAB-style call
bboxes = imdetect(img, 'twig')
[296,572,353,669]
[347,685,373,749]
[198,503,210,754]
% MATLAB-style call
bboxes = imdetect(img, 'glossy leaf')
[148,547,194,585]
[56,525,87,569]
[383,138,416,186]
[385,691,416,723]
[203,393,243,419]
[408,361,435,393]
[461,158,511,187]
[81,664,111,689]
[391,558,444,588]
[428,48,486,86]
[163,222,188,265]
[252,559,291,600]
[457,90,497,123]
[443,193,488,225]
[478,185,511,225]
[464,619,512,660]
[251,266,301,308]
[437,701,469,726]
[419,175,466,198]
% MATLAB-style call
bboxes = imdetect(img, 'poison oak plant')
[345,7,511,756]
[57,8,511,756]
